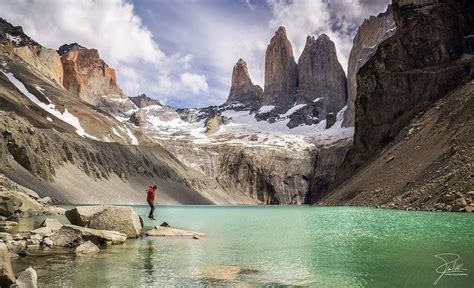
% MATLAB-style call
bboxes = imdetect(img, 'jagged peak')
[236,58,247,66]
[57,43,87,55]
[275,26,287,36]
[317,34,331,42]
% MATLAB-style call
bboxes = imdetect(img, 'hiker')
[146,185,157,220]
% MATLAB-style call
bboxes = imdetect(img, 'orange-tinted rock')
[225,58,262,106]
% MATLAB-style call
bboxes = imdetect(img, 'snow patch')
[258,105,275,113]
[313,98,323,103]
[1,70,98,140]
[281,104,307,117]
[117,125,139,145]
[5,33,22,45]
[46,117,53,122]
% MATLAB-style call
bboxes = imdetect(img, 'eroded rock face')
[297,34,347,118]
[262,26,298,107]
[59,43,135,114]
[66,206,142,238]
[342,7,396,127]
[14,46,64,85]
[225,59,263,107]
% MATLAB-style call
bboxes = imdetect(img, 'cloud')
[0,0,207,105]
[180,73,209,94]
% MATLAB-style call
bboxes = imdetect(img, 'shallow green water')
[11,206,474,287]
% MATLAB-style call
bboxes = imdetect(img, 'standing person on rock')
[146,185,157,220]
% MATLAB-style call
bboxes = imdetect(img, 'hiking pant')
[148,200,155,218]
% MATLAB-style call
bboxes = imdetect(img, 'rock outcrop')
[129,94,162,108]
[225,59,263,107]
[342,7,396,127]
[262,26,298,107]
[204,114,230,134]
[65,206,142,238]
[297,34,347,118]
[59,43,135,114]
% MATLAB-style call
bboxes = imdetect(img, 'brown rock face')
[59,43,135,113]
[14,46,64,85]
[225,59,263,106]
[297,34,347,118]
[342,7,396,127]
[262,26,298,107]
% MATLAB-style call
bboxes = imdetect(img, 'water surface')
[11,206,474,287]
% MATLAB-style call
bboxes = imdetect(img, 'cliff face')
[297,34,347,118]
[342,8,396,127]
[318,0,474,210]
[225,59,263,107]
[129,94,162,108]
[59,43,135,114]
[262,26,298,107]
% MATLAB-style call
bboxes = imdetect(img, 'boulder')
[66,206,142,238]
[49,224,127,247]
[0,242,15,286]
[204,114,230,135]
[15,267,37,288]
[146,226,206,237]
[75,240,99,256]
[31,218,63,236]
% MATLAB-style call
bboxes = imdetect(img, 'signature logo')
[434,253,468,285]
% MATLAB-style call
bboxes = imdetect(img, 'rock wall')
[262,26,298,107]
[297,34,347,118]
[342,7,396,127]
[160,141,316,204]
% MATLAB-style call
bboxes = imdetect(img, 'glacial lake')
[11,206,474,287]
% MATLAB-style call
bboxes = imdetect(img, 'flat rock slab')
[146,226,206,237]
[49,224,127,247]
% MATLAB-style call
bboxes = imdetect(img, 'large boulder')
[30,218,63,236]
[15,267,37,288]
[49,224,127,247]
[65,206,142,238]
[0,242,15,286]
[75,240,99,256]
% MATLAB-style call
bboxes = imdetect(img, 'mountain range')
[0,0,472,211]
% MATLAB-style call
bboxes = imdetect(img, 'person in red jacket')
[146,185,157,220]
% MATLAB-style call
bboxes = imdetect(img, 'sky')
[0,0,389,108]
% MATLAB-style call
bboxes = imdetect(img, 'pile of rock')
[434,191,474,212]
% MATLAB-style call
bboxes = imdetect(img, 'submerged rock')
[0,242,15,286]
[65,206,142,238]
[15,267,37,288]
[75,240,99,256]
[146,226,206,237]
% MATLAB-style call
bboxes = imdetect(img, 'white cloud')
[180,73,209,94]
[0,0,206,103]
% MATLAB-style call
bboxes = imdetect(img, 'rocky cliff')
[317,0,474,210]
[129,94,163,108]
[59,43,136,115]
[297,34,347,118]
[262,26,298,108]
[342,7,396,127]
[225,59,263,107]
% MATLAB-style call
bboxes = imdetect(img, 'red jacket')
[146,187,156,202]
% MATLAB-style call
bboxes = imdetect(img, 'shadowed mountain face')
[311,0,474,210]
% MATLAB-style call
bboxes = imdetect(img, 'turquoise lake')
[10,206,474,287]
